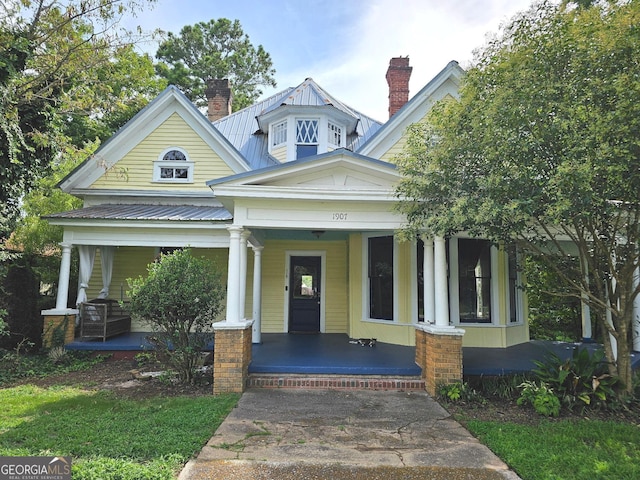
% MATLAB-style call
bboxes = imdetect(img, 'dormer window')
[153,147,194,183]
[296,119,319,159]
[328,121,343,148]
[260,106,354,162]
[272,120,287,147]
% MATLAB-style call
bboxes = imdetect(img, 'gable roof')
[212,79,383,169]
[58,86,250,194]
[208,148,400,203]
[357,60,465,158]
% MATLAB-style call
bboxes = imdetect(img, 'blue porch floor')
[65,332,640,377]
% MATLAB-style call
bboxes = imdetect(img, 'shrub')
[127,249,225,383]
[517,380,561,417]
[437,381,484,404]
[532,347,618,411]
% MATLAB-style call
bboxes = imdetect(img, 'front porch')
[65,333,639,376]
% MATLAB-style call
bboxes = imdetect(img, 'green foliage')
[395,0,640,392]
[525,255,583,341]
[0,385,239,480]
[437,381,483,404]
[0,0,159,234]
[127,249,225,383]
[466,419,640,480]
[0,350,107,386]
[468,373,532,400]
[0,253,42,350]
[532,348,618,411]
[517,380,561,417]
[155,18,276,109]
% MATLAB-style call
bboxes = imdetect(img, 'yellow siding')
[261,239,349,334]
[271,145,287,163]
[378,111,431,163]
[91,112,235,191]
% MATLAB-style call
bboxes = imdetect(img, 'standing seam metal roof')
[45,204,232,221]
[213,79,383,169]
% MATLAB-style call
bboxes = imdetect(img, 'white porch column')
[423,237,435,324]
[580,255,592,341]
[434,236,450,327]
[252,246,264,343]
[239,229,251,320]
[55,242,73,310]
[225,226,243,324]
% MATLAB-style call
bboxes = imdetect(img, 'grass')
[0,385,239,479]
[465,419,640,480]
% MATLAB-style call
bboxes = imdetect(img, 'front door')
[289,256,321,333]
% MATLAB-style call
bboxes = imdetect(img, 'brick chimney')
[386,57,412,118]
[205,79,233,121]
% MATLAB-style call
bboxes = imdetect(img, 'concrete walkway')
[179,389,521,480]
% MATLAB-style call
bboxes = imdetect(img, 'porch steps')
[247,373,426,391]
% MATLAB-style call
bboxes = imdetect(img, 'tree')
[126,249,225,383]
[155,18,276,110]
[395,0,640,393]
[0,0,159,237]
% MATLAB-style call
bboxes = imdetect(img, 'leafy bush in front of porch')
[126,248,225,384]
[531,347,619,412]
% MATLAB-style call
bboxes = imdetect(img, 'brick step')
[247,374,426,391]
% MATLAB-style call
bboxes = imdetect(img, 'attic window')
[272,120,287,147]
[328,122,343,147]
[153,147,194,183]
[296,119,318,159]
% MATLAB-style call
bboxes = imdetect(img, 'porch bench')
[79,299,131,342]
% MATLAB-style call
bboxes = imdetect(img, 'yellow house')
[45,58,529,358]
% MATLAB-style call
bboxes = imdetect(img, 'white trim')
[283,251,326,333]
[490,244,500,325]
[361,233,398,324]
[506,246,525,325]
[59,87,249,193]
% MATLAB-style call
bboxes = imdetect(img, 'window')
[417,238,424,322]
[153,148,193,183]
[296,119,318,159]
[508,246,520,323]
[368,236,394,320]
[272,120,287,147]
[328,121,343,147]
[458,239,492,323]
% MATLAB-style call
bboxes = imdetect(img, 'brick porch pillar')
[415,324,464,396]
[41,309,78,348]
[212,320,254,395]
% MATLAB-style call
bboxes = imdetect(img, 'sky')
[128,0,534,121]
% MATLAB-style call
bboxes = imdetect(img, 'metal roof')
[213,79,383,169]
[46,204,232,222]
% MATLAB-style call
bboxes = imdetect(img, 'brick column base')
[41,309,78,348]
[415,324,464,396]
[212,321,254,395]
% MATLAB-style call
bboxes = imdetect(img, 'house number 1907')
[332,213,348,220]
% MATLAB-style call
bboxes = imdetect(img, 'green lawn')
[465,419,640,480]
[0,385,238,480]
